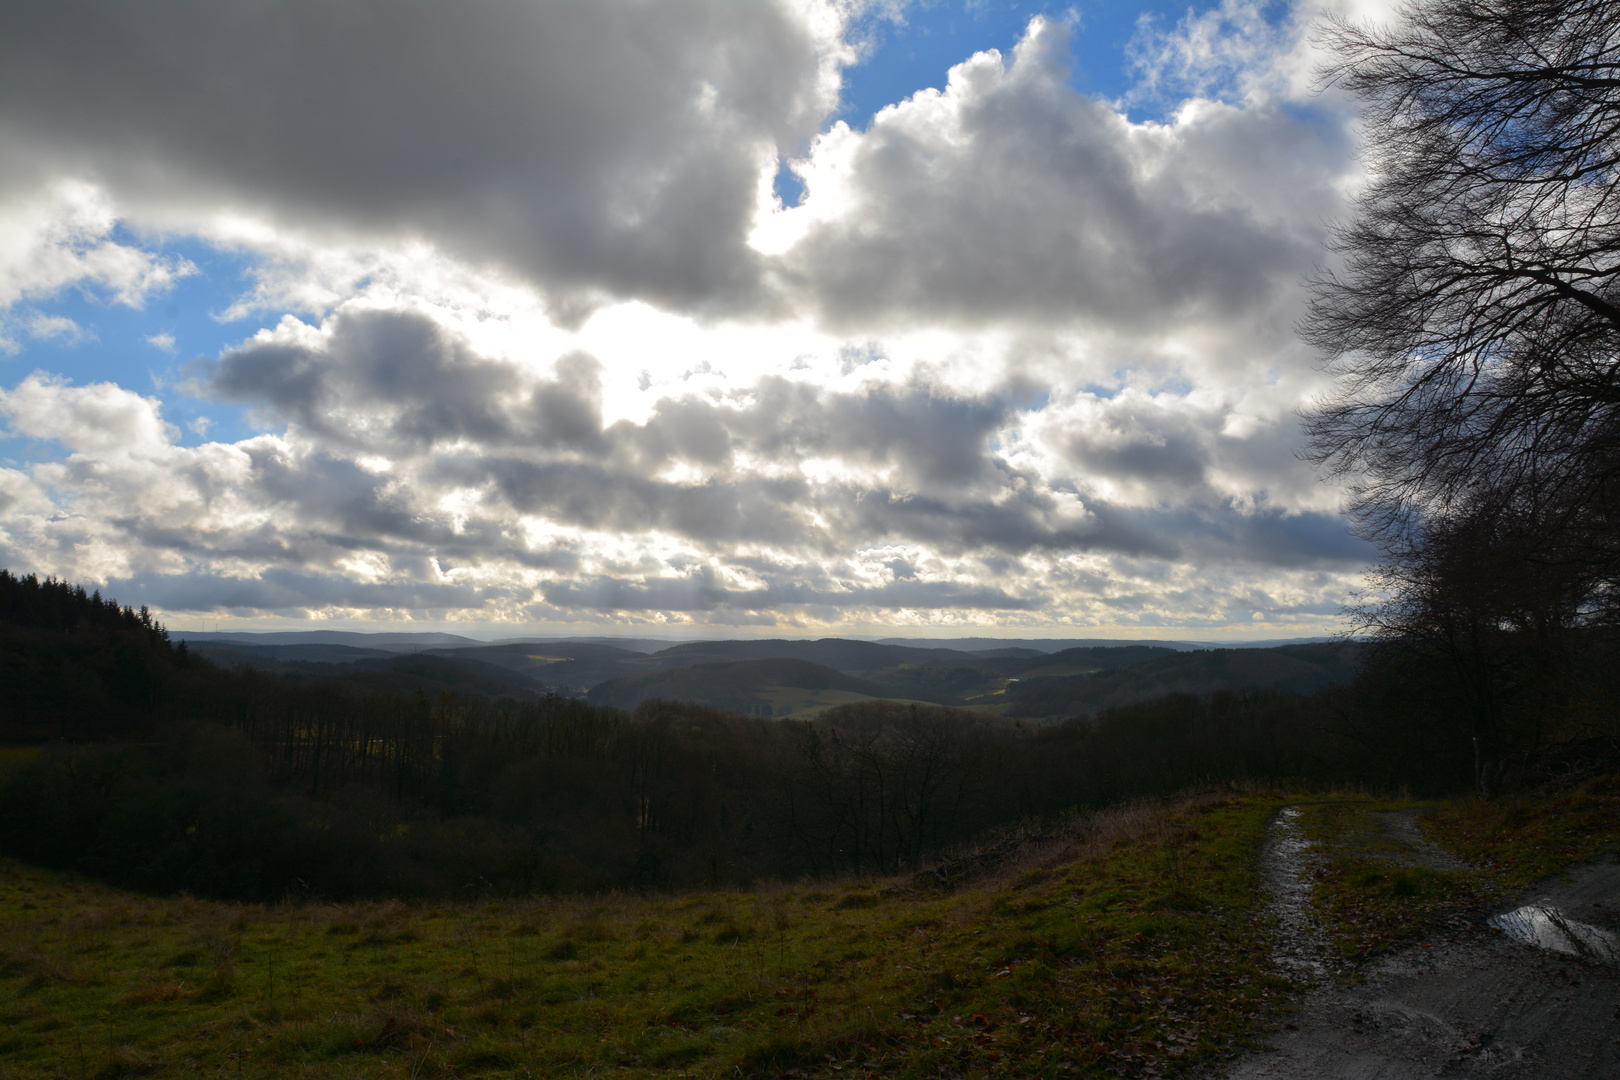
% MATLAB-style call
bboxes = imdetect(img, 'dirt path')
[1257,805,1333,985]
[1217,807,1620,1079]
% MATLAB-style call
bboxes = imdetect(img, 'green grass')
[8,785,1609,1077]
[0,794,1292,1079]
[1294,798,1485,962]
[0,747,40,780]
[1424,772,1620,887]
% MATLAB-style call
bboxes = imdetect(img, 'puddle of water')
[1488,904,1620,965]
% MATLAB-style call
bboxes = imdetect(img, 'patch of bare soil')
[1216,808,1620,1079]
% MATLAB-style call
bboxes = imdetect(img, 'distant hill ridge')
[169,630,1358,719]
[173,630,1337,655]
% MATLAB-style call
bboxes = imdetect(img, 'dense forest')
[0,569,1614,902]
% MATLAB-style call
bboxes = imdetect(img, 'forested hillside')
[2,570,1613,902]
[0,569,198,741]
[585,657,893,713]
[1001,643,1359,718]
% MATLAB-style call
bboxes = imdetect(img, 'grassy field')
[1425,772,1620,887]
[1,794,1295,1079]
[772,688,946,719]
[0,747,40,779]
[3,783,1613,1079]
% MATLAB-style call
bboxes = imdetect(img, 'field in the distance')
[765,686,949,719]
[2,795,1293,1079]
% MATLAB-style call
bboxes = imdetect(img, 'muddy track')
[1214,807,1620,1079]
[1257,806,1333,985]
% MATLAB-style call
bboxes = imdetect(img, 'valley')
[181,633,1359,722]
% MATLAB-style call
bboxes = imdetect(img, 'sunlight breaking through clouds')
[0,2,1389,636]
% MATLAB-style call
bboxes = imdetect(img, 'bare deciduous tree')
[1305,0,1620,616]
[1305,0,1620,788]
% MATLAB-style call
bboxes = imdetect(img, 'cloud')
[21,312,93,347]
[0,180,193,310]
[0,373,177,455]
[1126,0,1399,109]
[201,309,532,452]
[759,17,1347,334]
[0,6,1377,633]
[0,293,1369,630]
[0,180,194,351]
[0,2,846,313]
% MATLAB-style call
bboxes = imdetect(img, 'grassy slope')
[1425,773,1620,887]
[0,795,1292,1079]
[5,781,1614,1079]
[0,747,39,776]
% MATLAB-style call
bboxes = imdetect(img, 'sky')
[0,0,1394,640]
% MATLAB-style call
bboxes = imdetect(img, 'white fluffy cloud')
[764,18,1340,334]
[0,181,193,352]
[0,3,1377,634]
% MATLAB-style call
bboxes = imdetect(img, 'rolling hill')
[172,629,1361,719]
[1002,642,1359,719]
[191,646,555,700]
[586,657,901,715]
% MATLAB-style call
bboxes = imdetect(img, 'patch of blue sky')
[836,0,1232,134]
[779,3,1274,214]
[773,158,808,208]
[2,232,280,453]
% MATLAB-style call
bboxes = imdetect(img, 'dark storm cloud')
[727,377,1010,488]
[206,311,524,448]
[1074,502,1371,570]
[1190,507,1373,568]
[203,310,608,454]
[484,459,815,546]
[1061,396,1216,493]
[0,1,832,310]
[616,375,1011,491]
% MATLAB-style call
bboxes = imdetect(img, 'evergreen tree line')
[0,570,191,735]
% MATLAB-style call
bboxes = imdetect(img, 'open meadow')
[3,795,1287,1079]
[4,781,1614,1080]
